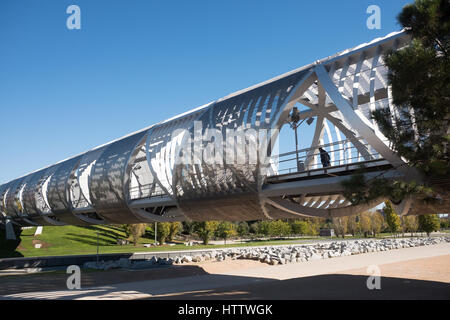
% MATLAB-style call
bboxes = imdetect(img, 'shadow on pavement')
[2,265,449,300]
[0,265,208,296]
[148,273,450,300]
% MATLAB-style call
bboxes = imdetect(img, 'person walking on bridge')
[319,147,331,168]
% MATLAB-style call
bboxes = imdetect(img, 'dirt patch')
[31,240,51,249]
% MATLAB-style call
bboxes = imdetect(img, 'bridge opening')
[272,101,383,178]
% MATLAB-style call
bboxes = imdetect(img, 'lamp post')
[288,107,314,171]
[96,231,99,265]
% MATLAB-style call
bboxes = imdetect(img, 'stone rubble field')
[83,237,450,271]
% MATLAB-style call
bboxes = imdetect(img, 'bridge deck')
[266,158,392,184]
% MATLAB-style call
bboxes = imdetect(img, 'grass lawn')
[0,225,443,259]
[2,225,326,258]
[11,225,157,258]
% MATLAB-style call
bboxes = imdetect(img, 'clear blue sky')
[0,0,412,184]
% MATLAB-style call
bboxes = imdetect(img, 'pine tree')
[343,0,450,213]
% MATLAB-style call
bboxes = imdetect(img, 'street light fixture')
[287,107,314,172]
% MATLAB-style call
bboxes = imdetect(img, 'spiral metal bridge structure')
[0,31,419,231]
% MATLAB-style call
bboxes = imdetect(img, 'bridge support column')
[34,226,43,236]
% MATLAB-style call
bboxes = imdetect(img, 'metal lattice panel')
[89,130,149,224]
[0,31,418,226]
[47,156,87,225]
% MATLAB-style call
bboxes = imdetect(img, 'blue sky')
[0,0,412,184]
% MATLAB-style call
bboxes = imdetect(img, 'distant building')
[319,229,335,237]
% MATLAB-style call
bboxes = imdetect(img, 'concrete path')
[215,243,450,280]
[1,243,449,300]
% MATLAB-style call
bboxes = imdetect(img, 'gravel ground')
[1,242,449,300]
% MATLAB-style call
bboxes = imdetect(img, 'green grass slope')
[1,225,322,258]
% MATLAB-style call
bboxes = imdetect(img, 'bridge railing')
[271,138,382,176]
[101,138,383,203]
[72,197,90,209]
[129,183,168,201]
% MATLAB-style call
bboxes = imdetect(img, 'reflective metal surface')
[89,130,149,224]
[0,31,417,226]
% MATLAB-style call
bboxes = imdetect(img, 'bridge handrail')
[272,136,368,159]
[129,183,168,201]
[273,157,389,177]
[270,138,381,175]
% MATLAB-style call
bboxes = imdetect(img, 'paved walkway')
[1,243,449,300]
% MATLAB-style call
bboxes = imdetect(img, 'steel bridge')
[0,30,419,229]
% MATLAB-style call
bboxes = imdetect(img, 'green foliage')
[342,0,450,211]
[257,221,271,236]
[384,201,401,233]
[380,0,450,177]
[290,219,320,236]
[122,224,132,238]
[401,215,419,235]
[440,218,450,229]
[129,224,148,246]
[375,39,449,176]
[334,212,387,238]
[7,224,342,259]
[370,211,386,236]
[342,173,429,206]
[156,222,171,245]
[268,220,291,238]
[249,222,259,234]
[256,220,292,238]
[168,222,182,242]
[194,221,219,245]
[236,222,250,237]
[290,220,309,235]
[182,221,196,241]
[359,212,373,237]
[418,214,441,236]
[397,0,449,53]
[332,217,348,239]
[346,215,361,236]
[215,221,237,244]
[307,218,320,236]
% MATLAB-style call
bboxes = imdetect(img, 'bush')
[156,222,171,245]
[306,219,320,236]
[215,221,237,244]
[194,221,219,245]
[268,220,291,238]
[290,220,309,235]
[129,224,147,246]
[418,214,440,236]
[236,222,249,237]
[168,222,182,242]
[257,221,271,237]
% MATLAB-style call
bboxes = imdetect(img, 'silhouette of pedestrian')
[319,147,331,168]
[297,160,305,172]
